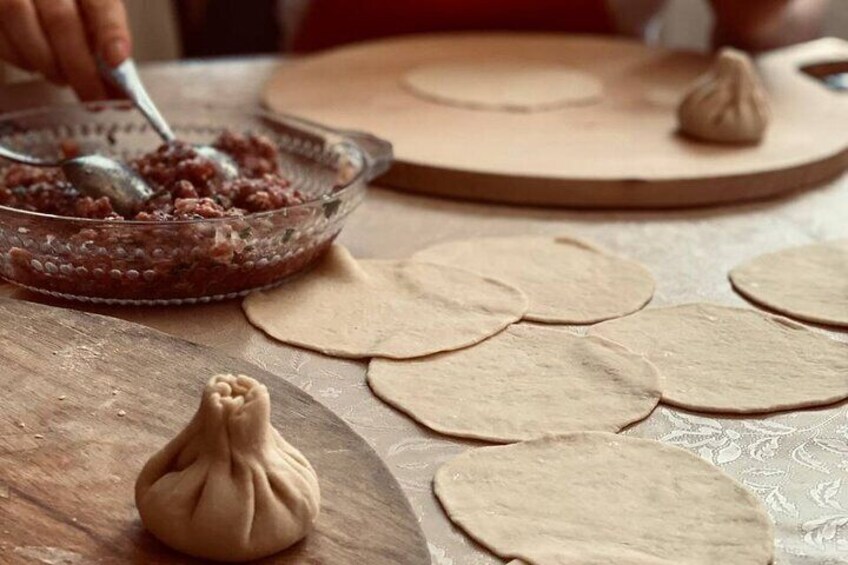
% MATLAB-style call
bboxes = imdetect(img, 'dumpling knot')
[677,48,771,144]
[135,374,321,562]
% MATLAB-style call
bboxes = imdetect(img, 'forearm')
[709,0,830,51]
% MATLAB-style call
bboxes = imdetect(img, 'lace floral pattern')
[632,406,848,565]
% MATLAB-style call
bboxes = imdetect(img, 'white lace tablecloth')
[1,59,846,565]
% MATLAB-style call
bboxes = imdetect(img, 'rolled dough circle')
[435,433,774,565]
[590,303,848,414]
[368,325,661,443]
[730,240,848,327]
[401,62,603,112]
[242,245,528,359]
[413,236,655,324]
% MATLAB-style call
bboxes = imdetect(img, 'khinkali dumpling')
[135,374,321,562]
[677,48,770,144]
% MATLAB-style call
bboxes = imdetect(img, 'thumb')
[79,0,132,67]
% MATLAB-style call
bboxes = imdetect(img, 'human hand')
[709,0,830,52]
[0,0,132,100]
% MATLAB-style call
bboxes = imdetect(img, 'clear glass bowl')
[0,101,391,305]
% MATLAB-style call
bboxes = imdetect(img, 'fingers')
[0,28,28,71]
[78,0,132,67]
[0,0,131,100]
[34,0,106,101]
[0,0,62,82]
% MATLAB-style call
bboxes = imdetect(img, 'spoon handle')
[0,144,61,167]
[98,57,176,143]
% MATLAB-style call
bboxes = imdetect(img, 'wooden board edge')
[377,148,848,209]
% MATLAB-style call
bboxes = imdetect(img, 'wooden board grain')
[264,33,848,208]
[0,299,430,565]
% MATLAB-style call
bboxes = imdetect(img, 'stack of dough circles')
[590,303,848,414]
[434,433,774,565]
[401,62,604,112]
[730,240,848,327]
[242,245,528,359]
[413,236,655,324]
[368,325,661,443]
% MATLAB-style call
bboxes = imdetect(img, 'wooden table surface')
[0,299,430,565]
[1,57,847,565]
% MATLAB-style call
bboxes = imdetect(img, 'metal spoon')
[98,58,239,180]
[0,144,153,217]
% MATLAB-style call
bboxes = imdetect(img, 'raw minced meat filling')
[0,131,304,220]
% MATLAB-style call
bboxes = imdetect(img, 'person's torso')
[289,0,619,52]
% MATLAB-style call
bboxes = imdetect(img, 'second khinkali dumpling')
[135,374,321,562]
[677,48,770,144]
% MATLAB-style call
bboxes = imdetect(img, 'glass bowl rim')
[0,100,366,226]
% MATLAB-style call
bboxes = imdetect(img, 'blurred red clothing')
[293,0,614,52]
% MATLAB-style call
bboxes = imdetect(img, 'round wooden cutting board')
[264,33,848,208]
[0,299,430,565]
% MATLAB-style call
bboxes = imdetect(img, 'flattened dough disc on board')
[264,34,848,208]
[401,62,604,112]
[0,298,430,565]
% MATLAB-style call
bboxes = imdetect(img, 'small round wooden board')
[0,298,430,565]
[264,33,848,208]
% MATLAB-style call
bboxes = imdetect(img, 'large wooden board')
[0,299,430,565]
[264,33,848,208]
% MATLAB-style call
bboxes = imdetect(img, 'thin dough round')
[590,303,848,414]
[730,240,848,328]
[243,245,527,359]
[368,325,661,443]
[413,236,654,324]
[435,433,774,565]
[401,62,603,112]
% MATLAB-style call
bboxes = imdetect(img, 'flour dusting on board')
[13,546,84,564]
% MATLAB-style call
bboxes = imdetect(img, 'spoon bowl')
[61,155,154,216]
[193,144,239,180]
[0,143,153,217]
